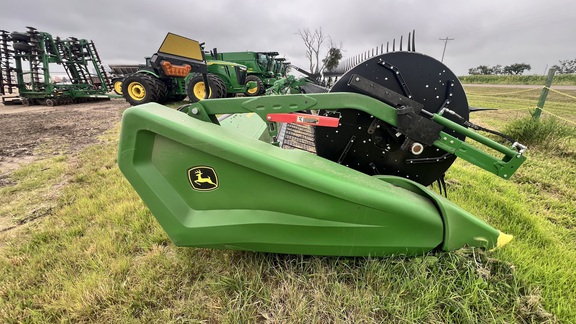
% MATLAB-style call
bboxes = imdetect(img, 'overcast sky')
[1,0,575,76]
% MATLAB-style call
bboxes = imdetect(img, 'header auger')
[118,33,525,257]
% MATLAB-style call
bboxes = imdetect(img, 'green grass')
[0,155,68,231]
[1,90,576,322]
[503,116,576,149]
[459,74,576,85]
[465,87,576,129]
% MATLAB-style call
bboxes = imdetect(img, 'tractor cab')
[149,33,208,78]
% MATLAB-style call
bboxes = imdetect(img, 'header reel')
[174,51,526,184]
[317,51,469,185]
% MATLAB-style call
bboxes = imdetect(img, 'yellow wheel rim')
[193,82,211,99]
[127,82,146,100]
[246,84,259,95]
[114,81,123,94]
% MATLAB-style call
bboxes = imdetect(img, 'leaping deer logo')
[194,170,216,186]
[188,166,219,191]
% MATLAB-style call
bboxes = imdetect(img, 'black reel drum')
[315,52,469,186]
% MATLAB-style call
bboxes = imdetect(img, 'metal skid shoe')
[118,52,524,256]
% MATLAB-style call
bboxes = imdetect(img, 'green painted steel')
[374,176,501,251]
[217,113,267,139]
[206,61,249,93]
[431,114,526,179]
[1,28,113,105]
[533,68,556,119]
[118,103,507,256]
[136,69,161,79]
[207,51,280,86]
[180,93,525,179]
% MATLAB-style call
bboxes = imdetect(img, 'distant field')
[459,74,576,85]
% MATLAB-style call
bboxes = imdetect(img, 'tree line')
[551,59,576,74]
[469,59,576,75]
[468,63,531,75]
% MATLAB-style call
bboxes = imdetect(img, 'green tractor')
[185,59,250,102]
[121,33,251,106]
[206,50,282,96]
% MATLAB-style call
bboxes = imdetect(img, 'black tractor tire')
[186,74,225,102]
[171,94,188,102]
[10,32,30,42]
[13,42,34,52]
[121,73,168,106]
[156,79,169,104]
[209,74,227,98]
[112,78,123,95]
[244,75,265,96]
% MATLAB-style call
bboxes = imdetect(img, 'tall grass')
[503,116,576,149]
[459,74,576,85]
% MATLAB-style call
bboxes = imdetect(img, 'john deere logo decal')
[188,166,219,191]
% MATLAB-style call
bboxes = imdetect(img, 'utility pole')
[439,37,454,62]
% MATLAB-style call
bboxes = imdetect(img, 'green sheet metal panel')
[217,113,267,139]
[118,103,504,256]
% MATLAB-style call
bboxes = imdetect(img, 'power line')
[439,37,454,62]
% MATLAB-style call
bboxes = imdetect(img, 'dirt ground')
[0,98,130,184]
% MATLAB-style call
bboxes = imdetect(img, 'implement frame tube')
[181,93,525,179]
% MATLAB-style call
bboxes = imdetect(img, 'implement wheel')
[45,98,56,107]
[244,75,264,96]
[121,73,167,106]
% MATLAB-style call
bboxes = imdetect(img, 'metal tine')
[342,29,417,73]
